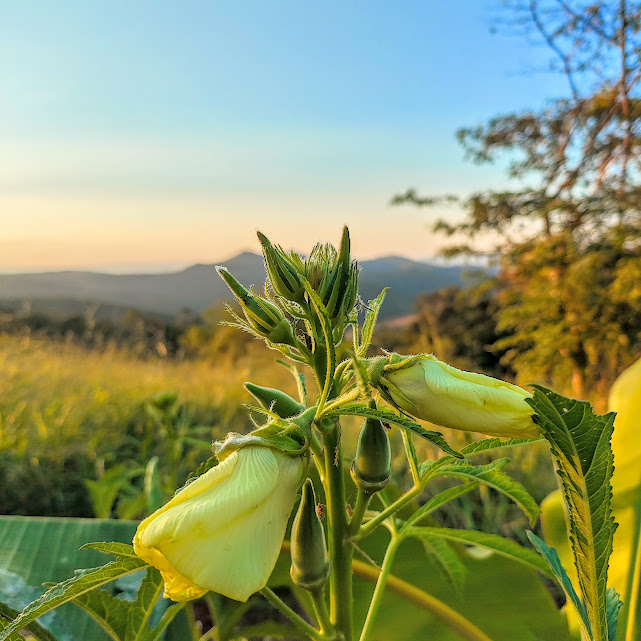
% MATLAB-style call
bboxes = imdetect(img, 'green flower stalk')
[290,479,331,591]
[217,267,296,346]
[371,353,539,439]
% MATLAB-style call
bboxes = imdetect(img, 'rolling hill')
[0,253,480,321]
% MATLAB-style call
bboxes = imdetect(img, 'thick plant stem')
[322,418,353,641]
[261,587,324,641]
[358,535,399,641]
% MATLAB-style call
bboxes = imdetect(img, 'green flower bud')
[372,353,540,439]
[304,227,359,323]
[257,232,306,303]
[244,382,304,418]
[351,417,391,493]
[217,267,296,346]
[290,479,330,591]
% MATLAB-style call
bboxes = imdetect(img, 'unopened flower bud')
[217,267,296,346]
[351,417,391,493]
[305,227,359,324]
[371,354,539,439]
[257,232,306,304]
[244,382,304,418]
[290,479,330,591]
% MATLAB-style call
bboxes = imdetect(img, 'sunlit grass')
[0,334,296,460]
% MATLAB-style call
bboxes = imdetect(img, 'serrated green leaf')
[81,542,140,558]
[72,568,181,641]
[527,385,617,641]
[71,588,129,640]
[357,288,388,357]
[527,531,591,636]
[0,556,149,641]
[326,404,462,458]
[435,459,541,526]
[406,483,479,527]
[605,587,622,641]
[406,527,554,578]
[125,568,164,641]
[0,618,25,641]
[402,528,467,591]
[136,603,186,641]
[460,436,546,456]
[0,602,57,641]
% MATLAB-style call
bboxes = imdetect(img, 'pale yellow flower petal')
[133,446,304,602]
[382,355,539,439]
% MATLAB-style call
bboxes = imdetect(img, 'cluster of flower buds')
[304,226,359,325]
[216,267,297,347]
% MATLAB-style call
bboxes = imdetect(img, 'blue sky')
[0,1,568,271]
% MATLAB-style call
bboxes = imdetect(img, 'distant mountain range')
[0,253,482,321]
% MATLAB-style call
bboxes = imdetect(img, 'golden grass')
[0,334,298,458]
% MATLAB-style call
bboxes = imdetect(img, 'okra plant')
[0,229,622,641]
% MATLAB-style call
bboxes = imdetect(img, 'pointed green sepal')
[290,479,330,591]
[217,266,296,346]
[245,382,304,418]
[258,231,306,303]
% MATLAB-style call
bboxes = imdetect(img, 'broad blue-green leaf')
[0,556,148,640]
[326,404,462,458]
[434,458,541,526]
[0,516,143,641]
[605,587,622,641]
[527,531,590,635]
[527,386,617,641]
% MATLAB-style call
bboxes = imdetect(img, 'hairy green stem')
[401,430,420,485]
[261,587,324,641]
[358,534,400,641]
[349,489,372,537]
[310,587,335,637]
[322,418,353,640]
[356,485,422,540]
